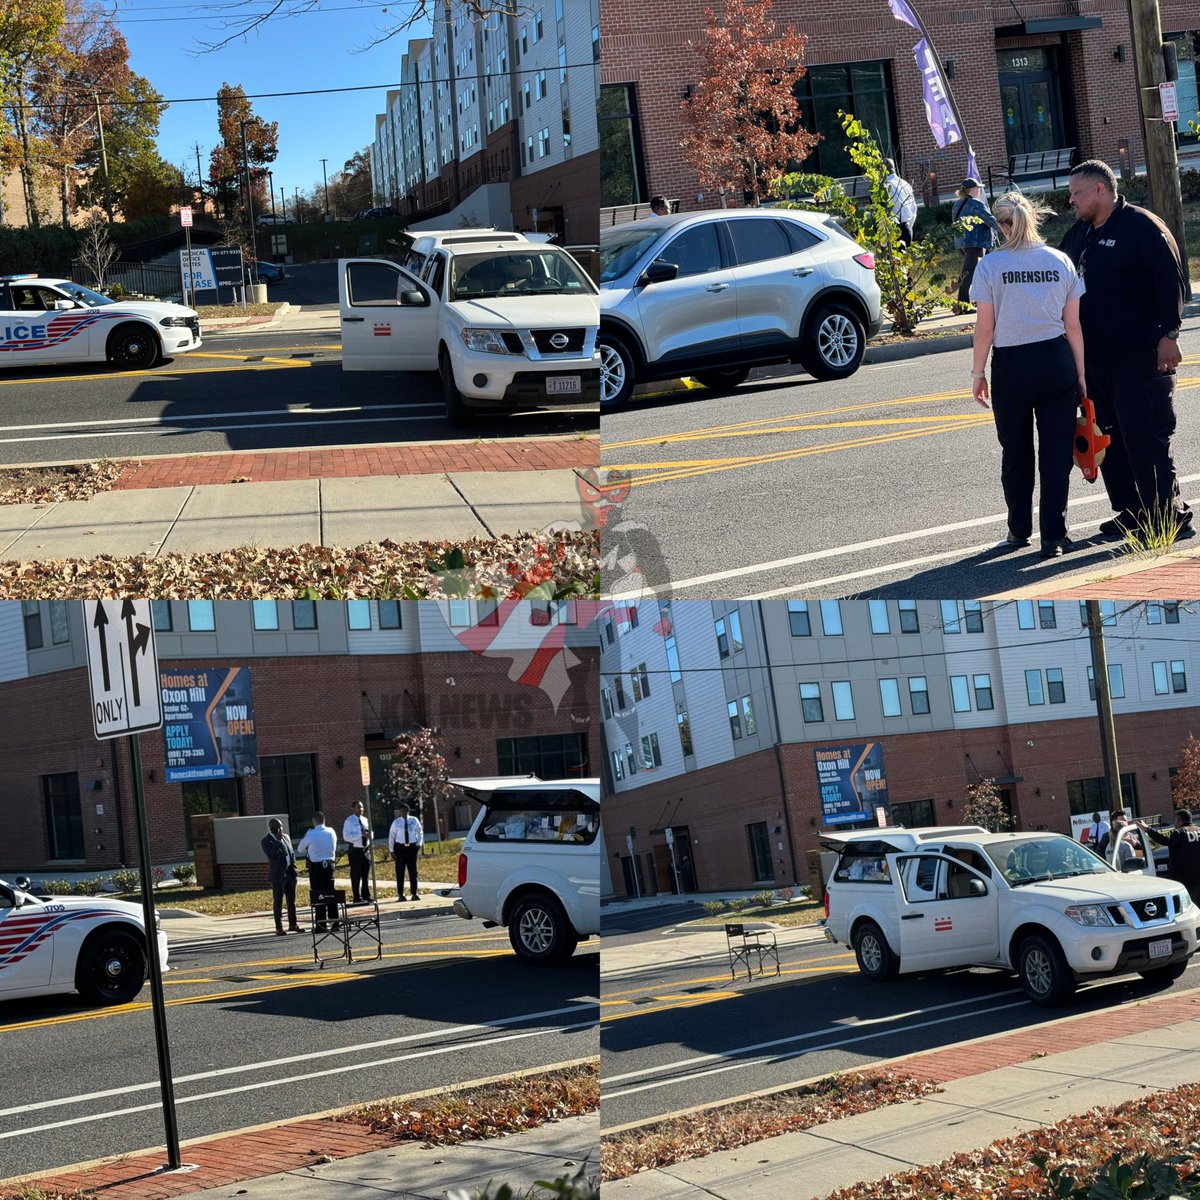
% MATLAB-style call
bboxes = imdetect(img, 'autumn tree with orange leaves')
[680,0,818,205]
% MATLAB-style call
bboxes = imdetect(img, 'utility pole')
[1129,0,1190,287]
[93,92,114,223]
[193,143,204,213]
[1086,601,1124,815]
[320,158,331,217]
[267,169,275,215]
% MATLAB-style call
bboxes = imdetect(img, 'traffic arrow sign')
[83,600,163,739]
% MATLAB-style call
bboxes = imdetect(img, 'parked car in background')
[823,825,1197,1006]
[0,274,201,370]
[247,260,285,284]
[598,208,883,409]
[255,213,293,227]
[451,776,600,964]
[363,206,399,219]
[0,876,169,1005]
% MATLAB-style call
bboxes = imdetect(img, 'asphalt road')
[600,902,704,940]
[0,269,596,466]
[601,322,1200,599]
[600,930,1200,1129]
[0,911,598,1180]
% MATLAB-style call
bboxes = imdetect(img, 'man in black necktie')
[261,818,302,935]
[388,803,423,901]
[342,800,373,903]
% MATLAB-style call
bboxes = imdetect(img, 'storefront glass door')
[997,49,1064,158]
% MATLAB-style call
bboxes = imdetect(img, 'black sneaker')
[1040,536,1073,559]
[275,929,287,937]
[287,926,304,933]
[1000,529,1031,550]
[1098,518,1128,537]
[1174,523,1196,541]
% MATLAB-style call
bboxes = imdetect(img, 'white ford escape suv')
[451,776,600,964]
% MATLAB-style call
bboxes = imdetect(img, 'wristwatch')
[1165,328,1180,340]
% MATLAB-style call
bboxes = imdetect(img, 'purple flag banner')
[913,38,963,148]
[888,0,921,30]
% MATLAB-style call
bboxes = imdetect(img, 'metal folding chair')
[725,923,781,982]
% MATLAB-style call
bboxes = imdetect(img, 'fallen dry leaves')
[820,1080,1200,1199]
[0,531,600,598]
[350,1061,599,1147]
[0,461,130,507]
[600,1071,940,1181]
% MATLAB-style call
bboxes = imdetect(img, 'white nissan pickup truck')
[338,231,599,427]
[822,826,1197,1005]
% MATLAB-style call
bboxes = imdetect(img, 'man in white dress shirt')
[388,803,424,901]
[297,811,339,930]
[342,800,373,903]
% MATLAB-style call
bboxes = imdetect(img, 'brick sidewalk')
[8,1117,394,1200]
[1049,557,1200,600]
[112,437,599,490]
[891,987,1200,1083]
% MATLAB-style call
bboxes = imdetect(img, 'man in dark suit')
[262,818,302,935]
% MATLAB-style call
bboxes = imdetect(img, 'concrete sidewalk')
[0,467,589,560]
[604,988,1200,1200]
[6,1111,597,1200]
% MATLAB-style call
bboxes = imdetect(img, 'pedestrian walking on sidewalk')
[342,800,373,903]
[1140,810,1200,904]
[297,811,338,931]
[969,191,1086,558]
[388,803,423,900]
[953,178,1000,306]
[884,159,917,245]
[261,818,302,935]
[1060,159,1192,543]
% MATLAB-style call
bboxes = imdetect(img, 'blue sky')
[117,1,432,207]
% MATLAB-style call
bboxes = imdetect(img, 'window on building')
[260,754,319,837]
[746,821,773,882]
[181,779,241,848]
[1087,663,1126,701]
[1026,669,1045,705]
[603,617,614,644]
[898,600,919,633]
[188,600,215,632]
[964,600,984,632]
[820,600,843,636]
[908,676,930,715]
[1147,601,1163,624]
[449,600,471,627]
[950,675,971,712]
[892,798,935,828]
[941,600,960,633]
[801,683,824,723]
[741,695,757,735]
[1153,661,1170,694]
[728,609,744,653]
[1172,659,1188,692]
[497,733,588,778]
[1067,772,1138,817]
[677,708,694,756]
[795,61,899,176]
[598,83,647,207]
[832,680,855,720]
[601,688,612,719]
[628,606,640,630]
[869,599,890,634]
[614,676,627,709]
[1017,600,1035,630]
[715,616,730,658]
[253,600,279,630]
[43,772,83,859]
[379,601,402,629]
[563,107,571,148]
[630,663,651,702]
[611,750,625,782]
[21,601,41,650]
[347,600,372,630]
[292,600,317,630]
[536,69,547,99]
[1038,601,1057,629]
[973,673,994,710]
[152,601,173,632]
[1165,601,1180,623]
[48,600,69,644]
[729,700,743,739]
[624,743,637,776]
[641,733,662,769]
[787,600,811,637]
[879,677,901,717]
[1047,667,1066,703]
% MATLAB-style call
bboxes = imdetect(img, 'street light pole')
[267,169,275,215]
[240,120,257,262]
[320,158,331,218]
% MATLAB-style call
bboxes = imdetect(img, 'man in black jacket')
[1060,160,1191,542]
[1140,809,1200,905]
[261,818,303,935]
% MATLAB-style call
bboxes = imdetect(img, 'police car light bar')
[0,273,37,281]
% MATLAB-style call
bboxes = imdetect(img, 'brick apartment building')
[370,0,600,243]
[600,0,1200,208]
[0,600,598,874]
[600,599,1200,898]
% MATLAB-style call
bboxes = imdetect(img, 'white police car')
[0,876,169,1006]
[0,275,201,370]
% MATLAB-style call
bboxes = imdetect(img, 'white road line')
[603,999,1028,1100]
[0,1017,597,1141]
[603,989,1021,1086]
[629,475,1200,598]
[0,1001,595,1120]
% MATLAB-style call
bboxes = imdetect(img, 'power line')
[5,60,600,110]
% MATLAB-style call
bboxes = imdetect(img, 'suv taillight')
[458,853,467,888]
[852,252,875,270]
[824,891,830,920]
